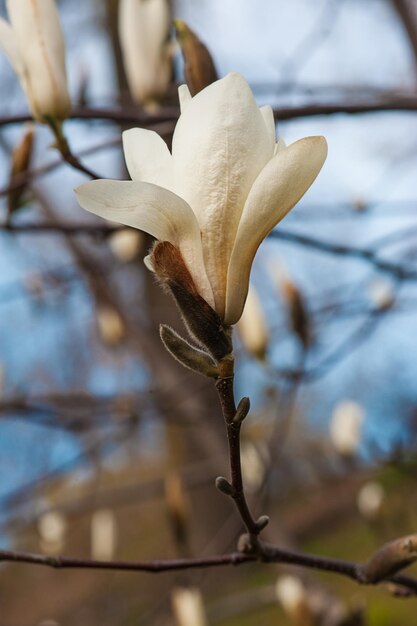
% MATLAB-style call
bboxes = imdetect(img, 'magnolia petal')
[178,83,192,112]
[6,0,70,121]
[260,105,276,152]
[172,72,274,317]
[0,17,37,117]
[274,136,286,155]
[122,128,173,188]
[0,17,23,77]
[75,179,214,306]
[225,136,328,324]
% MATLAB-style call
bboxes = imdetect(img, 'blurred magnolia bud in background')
[357,481,386,521]
[269,262,311,348]
[329,400,365,457]
[275,576,311,624]
[96,306,125,346]
[8,124,35,219]
[174,20,218,96]
[109,228,143,263]
[0,0,71,123]
[241,440,267,492]
[119,0,172,109]
[367,277,395,311]
[38,511,67,555]
[352,197,367,212]
[237,285,269,361]
[91,509,117,561]
[171,587,208,626]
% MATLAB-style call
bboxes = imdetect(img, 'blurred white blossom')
[357,481,385,521]
[238,284,269,360]
[119,0,171,107]
[96,307,125,345]
[91,509,117,561]
[109,228,143,263]
[171,587,208,626]
[0,0,70,123]
[367,277,395,311]
[330,400,365,456]
[38,511,67,555]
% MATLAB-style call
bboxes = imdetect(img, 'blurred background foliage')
[1,0,417,624]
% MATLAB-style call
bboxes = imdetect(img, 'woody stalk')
[76,72,327,543]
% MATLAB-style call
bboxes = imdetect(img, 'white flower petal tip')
[178,84,192,112]
[0,0,70,123]
[75,74,327,331]
[224,135,328,325]
[143,254,155,272]
[122,128,172,186]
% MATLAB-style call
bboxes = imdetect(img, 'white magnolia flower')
[76,73,327,325]
[0,0,71,123]
[119,0,171,106]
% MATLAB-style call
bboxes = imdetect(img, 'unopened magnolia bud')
[282,279,310,348]
[109,228,143,262]
[96,306,125,346]
[255,515,270,531]
[237,285,269,360]
[38,511,66,555]
[8,124,35,217]
[360,534,417,583]
[269,262,311,347]
[119,0,172,108]
[357,481,385,521]
[174,20,218,96]
[329,400,364,457]
[215,476,235,497]
[368,278,395,311]
[0,0,71,123]
[91,509,117,561]
[171,586,208,626]
[152,241,232,360]
[160,325,218,377]
[233,396,250,424]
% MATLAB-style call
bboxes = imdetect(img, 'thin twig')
[215,358,266,539]
[1,545,417,594]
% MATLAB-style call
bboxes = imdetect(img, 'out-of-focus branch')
[3,93,417,128]
[2,223,417,282]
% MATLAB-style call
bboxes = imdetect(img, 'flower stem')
[215,356,265,540]
[47,118,100,180]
